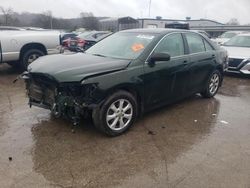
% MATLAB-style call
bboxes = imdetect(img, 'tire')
[92,90,138,136]
[201,70,221,98]
[21,49,45,70]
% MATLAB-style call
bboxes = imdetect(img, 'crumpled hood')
[28,53,130,82]
[222,46,250,59]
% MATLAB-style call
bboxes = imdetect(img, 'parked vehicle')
[61,33,78,41]
[0,26,25,31]
[222,33,250,74]
[165,21,190,30]
[22,29,227,136]
[22,27,47,31]
[0,26,46,31]
[65,31,112,52]
[212,31,244,45]
[0,30,61,70]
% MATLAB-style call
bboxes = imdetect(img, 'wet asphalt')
[0,64,250,188]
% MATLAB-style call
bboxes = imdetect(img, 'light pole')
[148,0,152,17]
[50,13,53,29]
[47,10,53,29]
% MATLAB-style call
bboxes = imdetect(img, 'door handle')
[211,54,216,58]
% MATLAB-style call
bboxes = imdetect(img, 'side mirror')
[148,53,171,66]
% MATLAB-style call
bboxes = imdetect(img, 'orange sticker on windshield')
[131,43,145,52]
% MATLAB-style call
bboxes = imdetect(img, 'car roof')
[81,30,110,34]
[192,30,207,33]
[120,28,186,34]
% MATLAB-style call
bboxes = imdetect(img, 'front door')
[143,33,190,109]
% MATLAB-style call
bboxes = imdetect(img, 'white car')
[0,29,61,70]
[212,31,244,45]
[222,33,250,74]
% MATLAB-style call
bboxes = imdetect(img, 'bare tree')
[227,18,240,26]
[80,12,100,30]
[0,6,14,25]
[31,10,53,29]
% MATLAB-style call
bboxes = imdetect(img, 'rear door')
[183,33,216,94]
[143,33,190,108]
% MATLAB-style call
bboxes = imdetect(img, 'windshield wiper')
[92,53,107,57]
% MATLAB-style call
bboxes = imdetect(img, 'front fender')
[82,65,144,106]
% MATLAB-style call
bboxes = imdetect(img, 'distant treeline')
[0,7,105,31]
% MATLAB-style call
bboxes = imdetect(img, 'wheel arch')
[215,64,224,86]
[216,64,223,74]
[19,43,47,59]
[104,84,144,116]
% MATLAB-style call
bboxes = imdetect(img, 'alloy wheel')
[209,73,220,95]
[106,99,133,131]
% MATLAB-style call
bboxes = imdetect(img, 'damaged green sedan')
[22,29,228,136]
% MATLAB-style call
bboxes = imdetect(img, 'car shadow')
[0,63,23,74]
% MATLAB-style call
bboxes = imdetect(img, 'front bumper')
[225,58,250,75]
[239,63,250,74]
[22,72,100,121]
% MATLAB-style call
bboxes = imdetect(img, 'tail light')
[77,39,86,47]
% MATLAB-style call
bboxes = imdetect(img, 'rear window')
[185,33,206,54]
[204,40,214,51]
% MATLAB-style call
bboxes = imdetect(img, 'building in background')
[101,16,250,37]
[99,17,139,32]
[139,18,250,37]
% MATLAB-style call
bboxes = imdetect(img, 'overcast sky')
[1,0,249,24]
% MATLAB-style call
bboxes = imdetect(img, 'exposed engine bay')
[21,72,99,125]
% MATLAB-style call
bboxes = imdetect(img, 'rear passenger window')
[185,33,206,53]
[154,33,184,57]
[204,40,214,51]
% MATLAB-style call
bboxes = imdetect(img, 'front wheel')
[21,49,45,70]
[201,70,222,98]
[92,90,137,136]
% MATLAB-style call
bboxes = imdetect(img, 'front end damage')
[21,72,99,125]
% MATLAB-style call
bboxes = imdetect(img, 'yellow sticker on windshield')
[131,43,145,52]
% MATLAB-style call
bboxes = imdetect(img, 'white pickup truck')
[0,29,61,70]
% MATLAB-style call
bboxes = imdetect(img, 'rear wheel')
[21,49,45,70]
[201,70,221,98]
[92,90,137,136]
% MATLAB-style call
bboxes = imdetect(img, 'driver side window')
[154,33,185,57]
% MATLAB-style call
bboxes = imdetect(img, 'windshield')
[224,35,250,47]
[220,32,237,39]
[85,32,157,59]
